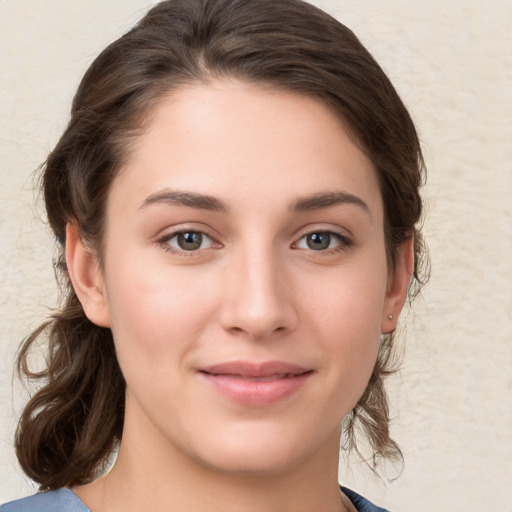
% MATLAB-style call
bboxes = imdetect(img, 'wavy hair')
[15,0,428,490]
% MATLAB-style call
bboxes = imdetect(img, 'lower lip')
[200,372,312,406]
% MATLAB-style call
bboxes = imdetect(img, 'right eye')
[159,230,216,253]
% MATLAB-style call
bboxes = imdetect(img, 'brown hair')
[16,0,428,490]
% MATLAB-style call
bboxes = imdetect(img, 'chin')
[186,422,329,477]
[198,448,302,477]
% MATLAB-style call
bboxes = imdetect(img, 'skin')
[68,80,413,512]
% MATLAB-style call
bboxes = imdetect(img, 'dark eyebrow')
[290,191,370,214]
[139,189,229,213]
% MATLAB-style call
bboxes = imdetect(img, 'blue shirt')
[1,486,389,512]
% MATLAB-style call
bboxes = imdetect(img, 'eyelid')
[154,223,353,256]
[156,225,223,256]
[291,226,353,252]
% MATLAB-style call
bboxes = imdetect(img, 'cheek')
[305,264,387,389]
[311,266,387,337]
[103,260,217,381]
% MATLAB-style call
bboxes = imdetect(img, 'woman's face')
[75,80,409,476]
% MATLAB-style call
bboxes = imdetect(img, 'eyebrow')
[139,188,369,215]
[290,191,370,214]
[140,189,229,213]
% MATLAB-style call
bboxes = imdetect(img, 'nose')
[219,247,298,340]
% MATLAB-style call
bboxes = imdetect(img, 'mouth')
[198,361,313,406]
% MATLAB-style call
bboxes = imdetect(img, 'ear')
[66,223,111,327]
[381,235,415,334]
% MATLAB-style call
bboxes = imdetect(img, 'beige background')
[1,1,511,510]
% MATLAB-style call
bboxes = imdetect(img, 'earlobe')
[381,235,415,334]
[65,223,111,327]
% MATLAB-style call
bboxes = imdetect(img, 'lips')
[199,361,313,406]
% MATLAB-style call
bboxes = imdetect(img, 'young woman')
[2,0,427,511]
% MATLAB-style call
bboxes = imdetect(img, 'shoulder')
[1,488,90,512]
[341,486,390,512]
[2,486,386,512]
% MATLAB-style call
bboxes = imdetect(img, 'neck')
[75,412,347,512]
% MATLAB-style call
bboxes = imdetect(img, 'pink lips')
[199,361,312,406]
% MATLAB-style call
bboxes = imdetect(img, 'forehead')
[112,80,382,216]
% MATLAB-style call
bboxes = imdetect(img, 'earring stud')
[388,314,393,320]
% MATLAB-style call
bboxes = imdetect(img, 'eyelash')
[292,230,353,254]
[156,228,352,256]
[157,230,219,256]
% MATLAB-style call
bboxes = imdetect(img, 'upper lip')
[200,361,311,378]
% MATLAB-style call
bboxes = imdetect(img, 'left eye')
[295,231,345,251]
[164,231,214,251]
